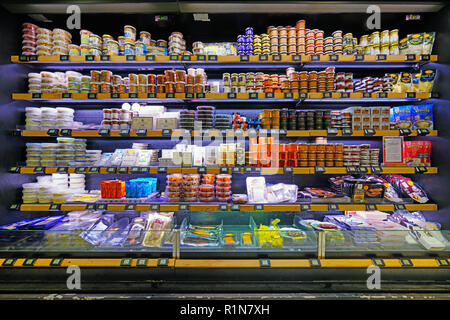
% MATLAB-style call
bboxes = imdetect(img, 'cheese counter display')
[1,1,450,296]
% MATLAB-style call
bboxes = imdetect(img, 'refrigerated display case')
[0,1,449,295]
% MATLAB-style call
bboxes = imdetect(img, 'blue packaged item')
[412,104,433,130]
[237,43,245,51]
[126,178,157,198]
[390,105,413,129]
[237,35,245,42]
[29,215,65,230]
[245,27,254,35]
[246,44,254,51]
[98,217,132,247]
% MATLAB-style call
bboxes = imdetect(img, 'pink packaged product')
[383,174,429,203]
[364,174,402,203]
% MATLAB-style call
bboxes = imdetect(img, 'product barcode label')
[136,129,147,136]
[120,258,132,267]
[185,93,194,99]
[2,258,15,266]
[136,258,148,267]
[371,166,382,175]
[417,128,430,136]
[157,167,167,173]
[50,204,61,210]
[50,258,63,266]
[284,167,293,174]
[97,204,107,210]
[60,129,72,136]
[395,204,406,210]
[34,167,44,174]
[32,93,41,99]
[342,128,353,136]
[197,167,206,174]
[399,128,412,136]
[161,129,172,137]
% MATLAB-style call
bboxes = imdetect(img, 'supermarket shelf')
[11,54,438,66]
[11,92,438,102]
[10,203,439,212]
[14,129,439,138]
[0,257,447,269]
[9,166,438,175]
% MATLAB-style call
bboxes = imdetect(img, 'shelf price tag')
[157,167,167,174]
[220,167,229,173]
[378,92,387,98]
[60,129,72,137]
[255,204,264,211]
[107,167,117,173]
[2,258,16,266]
[28,55,38,62]
[181,55,191,61]
[315,166,325,174]
[228,93,236,99]
[231,204,241,211]
[140,167,149,173]
[431,92,439,98]
[185,93,194,99]
[196,93,205,98]
[259,259,271,268]
[340,92,350,99]
[130,167,140,173]
[57,167,68,173]
[146,55,155,61]
[100,55,110,61]
[406,92,416,99]
[85,55,95,61]
[89,167,99,173]
[32,93,41,99]
[161,129,172,137]
[136,258,148,267]
[395,204,406,211]
[272,54,281,61]
[399,128,412,136]
[284,167,293,174]
[219,204,228,211]
[366,204,377,211]
[346,167,357,174]
[62,93,72,99]
[166,93,174,98]
[97,204,107,210]
[118,167,128,174]
[136,129,147,136]
[47,129,59,136]
[436,258,450,267]
[86,204,96,210]
[196,55,206,61]
[299,93,307,99]
[150,204,160,211]
[208,55,218,61]
[371,166,382,175]
[169,55,178,61]
[120,258,132,267]
[359,167,368,174]
[355,54,364,61]
[309,259,321,267]
[178,204,190,211]
[120,129,130,137]
[415,166,428,174]
[240,55,249,62]
[9,204,19,210]
[329,54,339,61]
[50,204,61,210]
[249,92,258,99]
[292,55,301,61]
[88,93,97,99]
[265,92,274,98]
[19,55,28,62]
[342,128,353,136]
[157,258,169,267]
[8,167,19,173]
[111,93,120,99]
[310,55,320,61]
[50,258,63,267]
[372,258,385,267]
[364,129,376,136]
[125,204,136,211]
[363,92,372,98]
[23,258,36,267]
[147,93,156,98]
[34,167,44,174]
[257,54,267,61]
[232,167,242,174]
[417,128,430,136]
[98,129,110,136]
[376,54,387,61]
[328,204,339,211]
[197,167,207,174]
[322,92,332,99]
[284,92,293,99]
[400,258,413,267]
[327,128,338,136]
[405,54,416,61]
[301,204,311,211]
[420,54,430,61]
[129,93,138,98]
